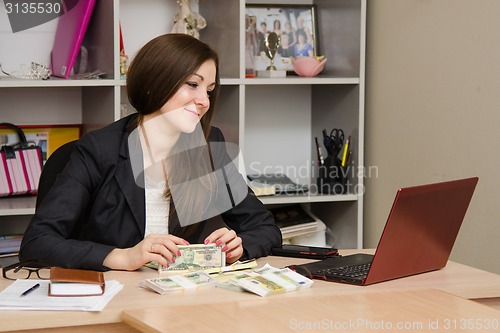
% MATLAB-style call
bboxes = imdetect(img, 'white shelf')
[259,194,358,205]
[243,77,360,85]
[220,78,243,86]
[0,77,116,88]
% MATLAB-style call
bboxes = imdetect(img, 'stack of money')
[220,264,314,297]
[142,271,216,295]
[159,244,225,274]
[142,263,313,296]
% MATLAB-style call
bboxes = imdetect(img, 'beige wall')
[364,0,500,274]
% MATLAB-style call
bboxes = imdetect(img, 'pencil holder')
[317,155,347,194]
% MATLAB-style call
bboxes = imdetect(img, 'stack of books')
[49,267,105,296]
[0,235,22,259]
[269,204,323,241]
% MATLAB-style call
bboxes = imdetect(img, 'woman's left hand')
[204,227,243,264]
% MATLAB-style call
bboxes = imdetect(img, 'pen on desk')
[315,137,324,166]
[20,283,40,297]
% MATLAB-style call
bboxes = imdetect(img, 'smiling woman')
[19,33,282,272]
[143,59,216,135]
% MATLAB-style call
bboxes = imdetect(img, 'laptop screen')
[365,177,478,285]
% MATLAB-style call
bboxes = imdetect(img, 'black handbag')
[0,123,43,197]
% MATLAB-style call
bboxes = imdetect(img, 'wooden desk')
[1,250,500,332]
[122,289,500,333]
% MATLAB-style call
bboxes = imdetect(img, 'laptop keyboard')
[317,263,371,279]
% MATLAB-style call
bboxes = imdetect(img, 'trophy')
[258,32,286,77]
[264,32,279,71]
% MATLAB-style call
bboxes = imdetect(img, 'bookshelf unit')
[0,0,365,249]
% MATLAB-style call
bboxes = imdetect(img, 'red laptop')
[297,177,479,285]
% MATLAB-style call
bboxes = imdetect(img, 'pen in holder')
[316,130,350,195]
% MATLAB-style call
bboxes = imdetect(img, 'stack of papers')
[0,279,123,311]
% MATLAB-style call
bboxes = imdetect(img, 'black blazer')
[20,115,281,270]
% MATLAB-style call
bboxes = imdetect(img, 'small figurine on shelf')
[119,23,129,79]
[171,0,206,39]
[120,49,129,78]
[0,62,51,80]
[245,15,258,78]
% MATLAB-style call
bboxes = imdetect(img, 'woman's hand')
[103,234,189,271]
[204,227,243,264]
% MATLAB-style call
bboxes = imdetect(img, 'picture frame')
[245,4,318,76]
[0,124,81,164]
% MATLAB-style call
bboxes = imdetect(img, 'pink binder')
[50,0,96,79]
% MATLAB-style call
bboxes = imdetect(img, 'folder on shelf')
[50,0,96,78]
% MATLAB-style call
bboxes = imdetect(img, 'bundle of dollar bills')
[216,264,314,297]
[158,244,226,274]
[142,270,217,295]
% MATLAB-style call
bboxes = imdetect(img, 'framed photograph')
[0,124,81,164]
[245,4,318,75]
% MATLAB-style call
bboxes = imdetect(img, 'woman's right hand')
[103,234,190,271]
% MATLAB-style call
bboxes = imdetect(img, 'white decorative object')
[171,0,206,39]
[0,62,51,80]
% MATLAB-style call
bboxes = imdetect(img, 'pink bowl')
[291,57,327,77]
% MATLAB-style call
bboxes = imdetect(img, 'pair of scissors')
[330,128,345,155]
[322,128,344,157]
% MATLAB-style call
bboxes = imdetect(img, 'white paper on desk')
[0,279,123,311]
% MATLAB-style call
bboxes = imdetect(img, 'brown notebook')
[48,267,105,296]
